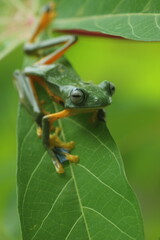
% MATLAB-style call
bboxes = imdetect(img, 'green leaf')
[17,59,144,240]
[54,0,160,41]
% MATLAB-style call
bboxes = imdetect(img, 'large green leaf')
[17,59,144,240]
[53,0,160,41]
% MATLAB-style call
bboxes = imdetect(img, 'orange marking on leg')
[29,78,41,106]
[29,3,56,43]
[34,36,77,65]
[29,75,64,104]
[36,46,70,65]
[47,109,74,125]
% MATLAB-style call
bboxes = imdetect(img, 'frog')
[14,3,115,173]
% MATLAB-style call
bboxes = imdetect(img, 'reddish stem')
[55,29,125,39]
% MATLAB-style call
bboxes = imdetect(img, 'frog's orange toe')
[37,127,42,138]
[64,153,79,163]
[53,160,64,174]
[63,141,75,150]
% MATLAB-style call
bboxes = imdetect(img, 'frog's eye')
[109,83,115,96]
[70,88,85,104]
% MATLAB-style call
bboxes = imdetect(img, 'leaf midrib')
[56,105,91,239]
[55,12,160,23]
[69,164,91,240]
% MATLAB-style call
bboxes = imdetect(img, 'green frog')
[14,3,115,173]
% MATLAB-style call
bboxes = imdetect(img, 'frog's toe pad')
[63,141,75,150]
[37,127,42,138]
[65,153,79,163]
[52,159,64,174]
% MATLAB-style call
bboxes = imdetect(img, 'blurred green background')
[0,1,160,240]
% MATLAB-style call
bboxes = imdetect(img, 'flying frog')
[14,3,115,173]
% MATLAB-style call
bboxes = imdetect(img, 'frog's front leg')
[42,109,79,166]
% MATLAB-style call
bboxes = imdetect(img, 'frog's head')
[63,80,115,109]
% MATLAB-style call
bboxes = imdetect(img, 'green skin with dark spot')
[24,61,113,111]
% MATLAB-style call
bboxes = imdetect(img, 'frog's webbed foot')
[37,125,79,173]
[53,147,79,164]
[52,157,65,174]
[50,127,79,169]
[64,152,79,163]
[49,127,75,150]
[52,154,64,173]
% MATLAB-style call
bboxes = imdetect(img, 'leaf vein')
[65,215,82,240]
[83,206,136,240]
[155,15,160,30]
[19,123,35,161]
[69,165,91,240]
[127,15,140,39]
[66,118,122,175]
[94,18,113,35]
[141,0,152,12]
[31,178,73,240]
[111,0,126,14]
[21,151,47,213]
[54,104,91,240]
[78,163,133,207]
[55,12,160,24]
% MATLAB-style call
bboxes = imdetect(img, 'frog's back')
[24,58,82,88]
[44,61,81,87]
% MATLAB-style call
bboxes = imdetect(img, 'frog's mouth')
[64,106,108,119]
[64,102,111,110]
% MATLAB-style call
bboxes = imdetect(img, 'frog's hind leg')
[29,2,56,43]
[13,70,44,127]
[14,70,65,173]
[24,2,78,65]
[24,35,78,66]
